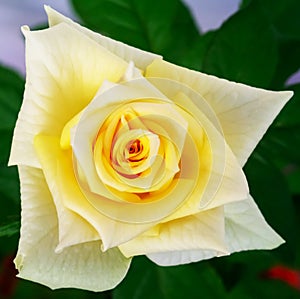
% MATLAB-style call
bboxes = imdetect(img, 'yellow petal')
[45,6,162,71]
[119,207,228,257]
[146,59,293,166]
[147,195,284,266]
[9,22,128,168]
[34,135,100,251]
[15,166,131,292]
[34,134,155,250]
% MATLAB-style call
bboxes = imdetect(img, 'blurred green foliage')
[1,0,300,298]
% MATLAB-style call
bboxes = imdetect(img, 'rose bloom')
[9,6,293,292]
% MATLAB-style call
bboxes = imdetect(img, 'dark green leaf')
[271,40,300,89]
[0,65,23,205]
[239,0,252,10]
[182,30,216,71]
[203,1,278,88]
[254,0,300,40]
[0,64,24,130]
[239,0,300,89]
[286,169,300,195]
[260,127,300,166]
[70,0,201,66]
[213,251,278,288]
[244,154,296,262]
[0,220,19,237]
[113,256,226,299]
[275,84,300,127]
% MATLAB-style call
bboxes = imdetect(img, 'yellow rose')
[9,6,293,292]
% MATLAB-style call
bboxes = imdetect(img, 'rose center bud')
[128,139,142,156]
[111,129,160,179]
[89,103,186,199]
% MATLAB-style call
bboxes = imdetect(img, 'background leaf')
[113,256,226,299]
[0,65,23,220]
[71,0,204,68]
[202,1,278,88]
[0,220,20,238]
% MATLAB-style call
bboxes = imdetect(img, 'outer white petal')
[15,166,131,292]
[146,60,293,166]
[224,195,284,252]
[147,196,284,267]
[45,6,162,70]
[34,136,100,252]
[9,22,128,168]
[119,207,228,257]
[147,249,226,266]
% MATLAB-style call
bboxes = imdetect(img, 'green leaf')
[286,169,300,194]
[213,251,279,290]
[244,154,297,262]
[0,129,20,204]
[260,127,300,166]
[275,84,300,127]
[226,251,300,299]
[271,40,300,89]
[70,0,201,66]
[258,124,300,199]
[0,220,20,237]
[182,30,216,71]
[239,0,300,88]
[0,64,24,130]
[0,65,23,205]
[202,1,278,88]
[113,256,226,299]
[254,0,300,40]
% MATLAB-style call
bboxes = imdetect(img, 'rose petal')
[45,6,162,70]
[147,249,226,266]
[163,141,249,222]
[34,135,155,250]
[157,89,249,221]
[146,59,293,166]
[119,207,228,257]
[224,195,285,251]
[15,166,131,292]
[34,135,100,251]
[9,22,128,168]
[146,196,284,266]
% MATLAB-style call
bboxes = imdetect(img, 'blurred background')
[1,0,300,298]
[0,0,240,74]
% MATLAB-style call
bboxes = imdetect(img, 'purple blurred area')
[0,0,299,85]
[0,0,76,74]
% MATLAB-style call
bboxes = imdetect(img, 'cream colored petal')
[9,22,128,168]
[201,144,249,210]
[163,143,249,222]
[34,135,155,251]
[158,91,248,221]
[34,135,100,252]
[16,166,131,292]
[147,249,227,266]
[119,207,228,257]
[224,195,284,252]
[147,195,284,266]
[146,60,293,166]
[45,6,162,70]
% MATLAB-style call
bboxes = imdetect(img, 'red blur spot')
[263,265,300,291]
